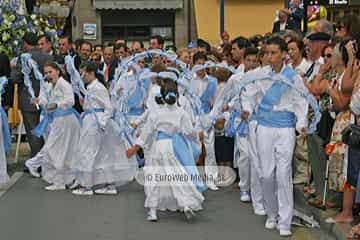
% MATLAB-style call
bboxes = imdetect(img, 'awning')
[94,0,183,10]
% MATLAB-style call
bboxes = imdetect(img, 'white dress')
[74,79,137,188]
[135,104,204,211]
[37,77,81,186]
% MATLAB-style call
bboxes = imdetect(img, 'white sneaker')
[147,209,158,222]
[184,206,195,220]
[279,229,292,237]
[68,180,79,190]
[94,185,117,195]
[207,183,219,191]
[72,187,94,196]
[265,218,277,229]
[254,209,266,216]
[240,191,251,202]
[25,162,40,178]
[44,184,66,191]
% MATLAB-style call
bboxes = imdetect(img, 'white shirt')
[290,58,312,76]
[241,65,309,132]
[305,57,324,82]
[135,104,198,150]
[84,79,113,128]
[280,21,286,31]
[39,77,74,109]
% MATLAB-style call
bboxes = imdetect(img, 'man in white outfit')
[241,36,308,237]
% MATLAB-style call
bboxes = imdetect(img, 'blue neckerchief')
[0,107,11,154]
[256,65,297,128]
[32,108,81,138]
[156,131,207,192]
[127,82,145,115]
[200,76,217,114]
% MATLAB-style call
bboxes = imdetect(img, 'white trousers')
[256,125,295,231]
[204,129,218,185]
[248,121,265,212]
[235,135,250,191]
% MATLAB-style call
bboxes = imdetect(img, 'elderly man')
[272,9,297,33]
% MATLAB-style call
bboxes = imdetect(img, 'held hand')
[126,147,137,158]
[79,97,84,106]
[32,97,40,106]
[198,131,204,142]
[300,127,308,136]
[221,104,229,112]
[346,41,355,64]
[319,80,330,94]
[353,60,360,73]
[117,88,124,96]
[241,111,249,120]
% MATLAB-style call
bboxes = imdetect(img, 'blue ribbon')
[256,65,297,128]
[32,108,81,138]
[157,132,207,192]
[200,76,217,114]
[0,107,11,154]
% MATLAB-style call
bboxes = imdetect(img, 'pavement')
[0,142,332,240]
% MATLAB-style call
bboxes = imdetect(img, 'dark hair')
[266,36,288,52]
[249,34,264,48]
[80,41,92,50]
[150,64,166,73]
[38,34,51,43]
[43,61,65,79]
[192,52,207,65]
[114,43,128,52]
[59,35,72,44]
[197,39,211,53]
[287,37,305,52]
[150,35,164,46]
[341,14,360,39]
[23,32,38,46]
[79,61,98,74]
[231,36,252,49]
[155,79,178,105]
[244,47,259,59]
[74,38,84,49]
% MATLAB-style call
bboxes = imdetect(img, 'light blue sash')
[256,66,296,128]
[225,110,249,138]
[157,131,207,192]
[81,108,105,119]
[127,83,145,115]
[0,107,11,153]
[200,76,217,114]
[32,108,81,138]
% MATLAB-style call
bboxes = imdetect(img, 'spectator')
[37,34,53,55]
[231,36,252,74]
[177,48,191,66]
[131,41,144,54]
[149,35,164,50]
[272,9,297,33]
[285,0,303,32]
[79,41,92,63]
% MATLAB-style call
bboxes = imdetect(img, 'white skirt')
[73,114,137,188]
[144,139,204,211]
[41,114,80,185]
[0,116,9,186]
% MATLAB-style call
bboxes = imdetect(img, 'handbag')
[342,124,360,151]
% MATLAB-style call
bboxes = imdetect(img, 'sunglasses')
[323,53,332,58]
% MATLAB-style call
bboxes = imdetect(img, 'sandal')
[308,197,337,209]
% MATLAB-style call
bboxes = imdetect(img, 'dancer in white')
[241,36,308,237]
[31,62,81,190]
[72,62,137,196]
[126,80,205,221]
